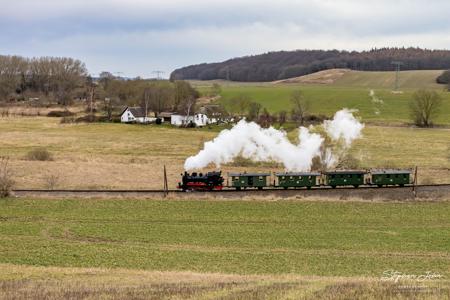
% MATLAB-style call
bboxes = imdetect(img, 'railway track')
[11,184,450,200]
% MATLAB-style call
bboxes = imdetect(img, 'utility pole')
[152,70,164,80]
[391,61,403,91]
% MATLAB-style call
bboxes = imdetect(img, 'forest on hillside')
[170,48,450,82]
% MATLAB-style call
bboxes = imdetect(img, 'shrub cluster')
[26,148,53,161]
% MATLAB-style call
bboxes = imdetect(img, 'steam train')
[178,171,224,191]
[178,169,413,191]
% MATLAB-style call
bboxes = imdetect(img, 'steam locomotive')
[178,171,224,191]
[178,169,413,191]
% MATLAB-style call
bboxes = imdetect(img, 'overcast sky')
[1,0,449,78]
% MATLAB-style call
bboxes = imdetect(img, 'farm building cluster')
[120,105,225,127]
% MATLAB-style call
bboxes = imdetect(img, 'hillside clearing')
[273,69,445,89]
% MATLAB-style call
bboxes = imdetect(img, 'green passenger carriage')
[275,172,321,189]
[370,169,411,187]
[228,172,270,190]
[324,170,367,188]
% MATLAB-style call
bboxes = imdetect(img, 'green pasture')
[1,198,449,277]
[218,85,450,124]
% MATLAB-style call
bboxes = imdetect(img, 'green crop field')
[218,85,450,125]
[194,70,450,125]
[1,198,449,298]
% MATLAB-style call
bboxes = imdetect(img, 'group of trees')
[0,55,88,105]
[93,72,199,121]
[171,48,450,82]
[228,90,312,128]
[0,54,201,122]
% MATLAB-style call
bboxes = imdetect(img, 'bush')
[0,157,14,197]
[60,116,75,124]
[26,148,53,161]
[47,110,75,117]
[436,70,450,84]
[75,115,109,123]
[409,90,442,127]
[335,153,361,169]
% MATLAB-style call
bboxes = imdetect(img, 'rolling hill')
[171,47,450,82]
[274,69,444,89]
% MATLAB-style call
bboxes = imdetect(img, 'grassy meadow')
[218,85,450,125]
[0,198,449,298]
[193,70,450,125]
[0,117,448,190]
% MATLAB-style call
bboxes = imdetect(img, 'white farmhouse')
[120,107,155,123]
[171,113,209,127]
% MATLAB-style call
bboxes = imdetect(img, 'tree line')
[0,55,88,105]
[171,48,450,82]
[96,72,199,120]
[0,55,201,121]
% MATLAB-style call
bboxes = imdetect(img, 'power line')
[391,61,403,91]
[152,70,164,80]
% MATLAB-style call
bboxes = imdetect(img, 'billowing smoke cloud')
[184,109,364,171]
[324,109,364,146]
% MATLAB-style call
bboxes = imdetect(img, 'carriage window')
[259,176,263,180]
[299,176,302,180]
[308,176,312,180]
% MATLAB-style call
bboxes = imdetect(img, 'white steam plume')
[324,109,364,147]
[184,121,323,171]
[184,109,364,171]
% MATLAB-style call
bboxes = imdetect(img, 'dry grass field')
[0,116,449,190]
[0,264,448,299]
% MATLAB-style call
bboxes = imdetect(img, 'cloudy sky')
[1,0,450,78]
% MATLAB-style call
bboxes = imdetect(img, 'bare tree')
[143,82,175,118]
[173,81,198,112]
[409,90,442,127]
[229,94,251,117]
[0,157,14,197]
[103,97,118,121]
[247,102,262,121]
[290,90,310,126]
[278,110,287,126]
[258,108,274,128]
[51,57,88,106]
[44,174,61,190]
[180,95,196,127]
[0,55,28,100]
